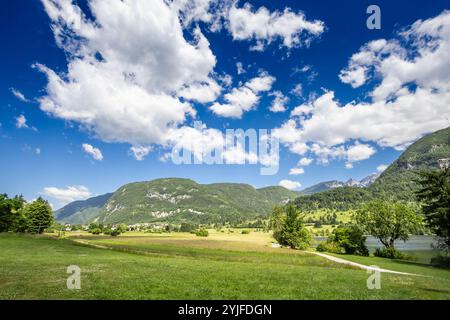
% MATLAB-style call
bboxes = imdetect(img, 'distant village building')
[438,158,450,169]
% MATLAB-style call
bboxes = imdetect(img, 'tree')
[270,204,312,250]
[0,194,26,232]
[90,228,102,235]
[109,229,121,236]
[328,225,369,256]
[0,194,14,232]
[116,224,128,234]
[179,222,195,232]
[355,200,422,249]
[104,224,127,236]
[22,197,53,234]
[416,168,450,251]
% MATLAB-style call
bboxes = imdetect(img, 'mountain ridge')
[55,127,450,224]
[294,126,450,211]
[299,173,379,195]
[55,178,299,224]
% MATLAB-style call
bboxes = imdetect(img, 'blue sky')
[1,0,449,208]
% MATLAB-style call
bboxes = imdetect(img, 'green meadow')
[0,231,449,300]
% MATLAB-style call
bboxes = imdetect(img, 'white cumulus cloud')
[289,167,304,175]
[41,185,92,205]
[346,143,376,162]
[275,11,450,167]
[290,83,303,97]
[236,61,245,75]
[210,72,275,118]
[10,88,30,102]
[279,179,301,190]
[130,145,152,161]
[269,91,289,113]
[15,115,28,129]
[298,157,313,166]
[82,143,103,161]
[227,2,325,50]
[37,0,218,148]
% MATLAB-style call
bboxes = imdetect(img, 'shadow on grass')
[391,257,450,271]
[417,287,450,294]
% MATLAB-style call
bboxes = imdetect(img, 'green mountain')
[54,193,113,224]
[369,127,450,200]
[294,127,450,211]
[294,186,373,211]
[56,178,298,224]
[56,127,450,223]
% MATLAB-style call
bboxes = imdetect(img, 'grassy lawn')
[324,252,450,280]
[0,232,449,299]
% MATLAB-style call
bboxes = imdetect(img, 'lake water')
[314,235,439,263]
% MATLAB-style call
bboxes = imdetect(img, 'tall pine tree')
[416,168,450,251]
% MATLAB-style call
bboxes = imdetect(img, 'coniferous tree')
[271,204,312,249]
[416,168,450,251]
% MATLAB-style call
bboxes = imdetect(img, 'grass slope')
[1,233,449,299]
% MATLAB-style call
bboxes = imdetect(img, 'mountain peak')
[300,173,380,195]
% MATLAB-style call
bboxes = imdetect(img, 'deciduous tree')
[355,200,422,249]
[22,197,53,234]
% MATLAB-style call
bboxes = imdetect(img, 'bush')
[241,230,250,234]
[116,224,128,234]
[109,229,121,237]
[430,254,450,268]
[195,229,209,237]
[316,243,326,252]
[90,228,102,235]
[180,222,196,232]
[314,225,369,256]
[374,247,411,260]
[316,242,345,254]
[88,223,104,234]
[329,225,369,256]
